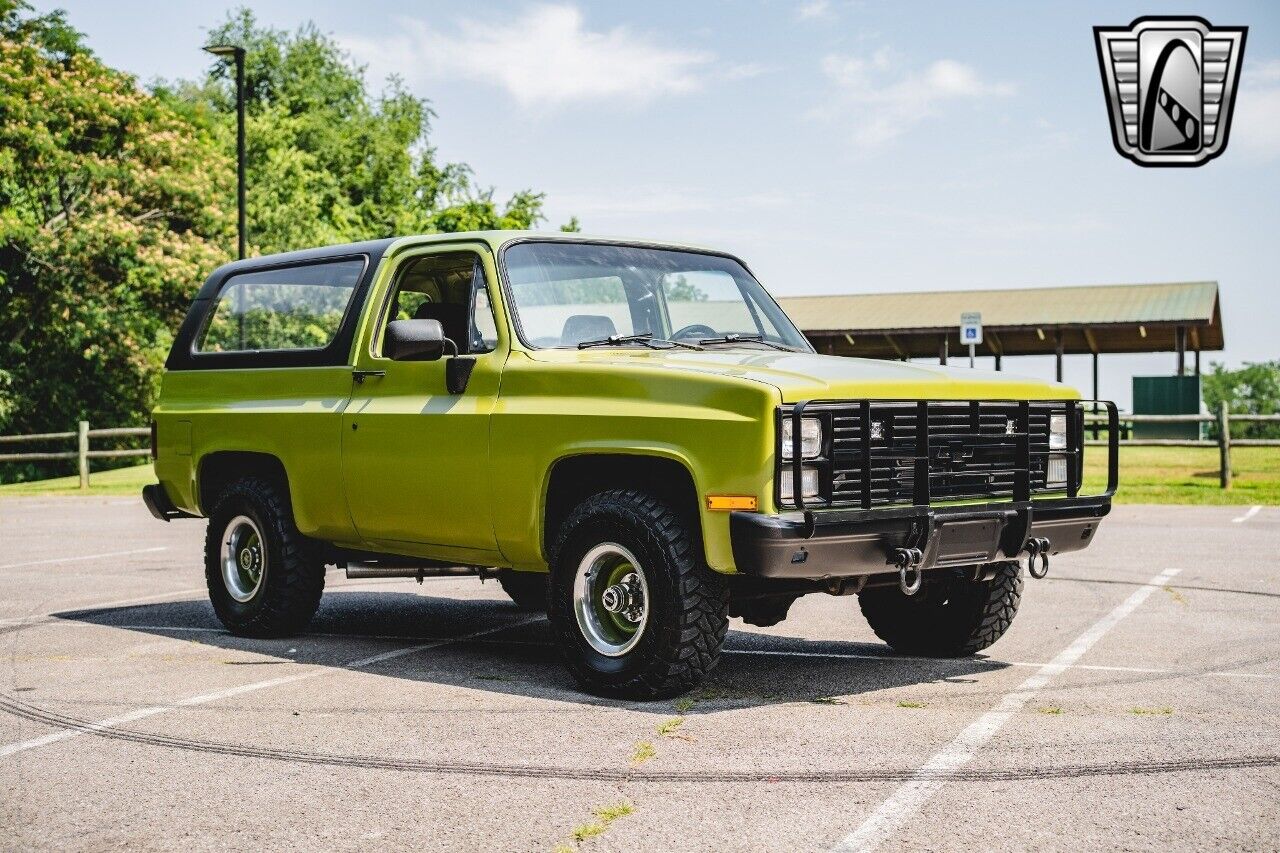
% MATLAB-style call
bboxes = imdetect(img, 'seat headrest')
[560,315,618,347]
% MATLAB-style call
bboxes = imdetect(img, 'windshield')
[502,241,812,350]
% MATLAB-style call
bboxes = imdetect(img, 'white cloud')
[1233,59,1280,159]
[814,48,1015,148]
[797,1,833,21]
[342,5,714,108]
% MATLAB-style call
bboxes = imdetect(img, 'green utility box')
[1132,375,1202,439]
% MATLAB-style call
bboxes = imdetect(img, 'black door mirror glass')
[385,319,445,361]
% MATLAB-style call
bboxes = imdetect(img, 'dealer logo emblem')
[1094,16,1247,167]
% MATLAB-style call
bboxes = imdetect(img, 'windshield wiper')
[578,332,703,351]
[578,332,658,349]
[697,333,794,352]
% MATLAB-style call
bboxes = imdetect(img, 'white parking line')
[0,546,166,571]
[1232,505,1262,524]
[0,616,542,759]
[830,567,1181,853]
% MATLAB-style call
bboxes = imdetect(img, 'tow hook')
[1024,537,1052,579]
[891,547,925,596]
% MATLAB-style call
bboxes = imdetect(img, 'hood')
[533,347,1077,402]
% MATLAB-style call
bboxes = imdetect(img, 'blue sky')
[36,1,1280,407]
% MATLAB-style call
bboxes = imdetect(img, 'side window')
[196,259,364,353]
[382,251,499,356]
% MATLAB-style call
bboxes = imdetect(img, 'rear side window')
[196,259,365,353]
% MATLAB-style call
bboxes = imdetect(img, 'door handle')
[352,370,386,384]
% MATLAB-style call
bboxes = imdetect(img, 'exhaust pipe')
[344,563,483,581]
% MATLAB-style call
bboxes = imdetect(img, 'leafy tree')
[158,10,556,254]
[0,3,572,481]
[0,1,233,455]
[1202,360,1280,439]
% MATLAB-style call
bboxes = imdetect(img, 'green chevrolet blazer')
[145,232,1116,699]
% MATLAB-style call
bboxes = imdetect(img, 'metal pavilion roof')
[776,281,1222,359]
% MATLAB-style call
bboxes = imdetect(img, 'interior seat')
[413,301,470,352]
[560,315,617,347]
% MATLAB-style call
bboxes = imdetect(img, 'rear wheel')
[205,476,325,637]
[858,562,1023,657]
[496,569,548,611]
[548,489,728,700]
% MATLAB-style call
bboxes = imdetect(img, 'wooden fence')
[1084,402,1280,489]
[1,404,1277,491]
[0,422,150,489]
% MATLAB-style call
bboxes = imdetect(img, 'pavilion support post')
[994,353,1002,371]
[1054,330,1064,383]
[1091,351,1099,404]
[1176,326,1187,375]
[938,336,947,365]
[1194,348,1201,376]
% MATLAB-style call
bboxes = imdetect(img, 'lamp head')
[202,44,244,60]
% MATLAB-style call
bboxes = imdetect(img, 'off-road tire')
[496,569,548,611]
[205,476,326,638]
[548,489,729,700]
[858,562,1023,657]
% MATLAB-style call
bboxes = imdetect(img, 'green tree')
[0,1,233,451]
[1202,360,1280,439]
[0,2,572,481]
[158,9,557,254]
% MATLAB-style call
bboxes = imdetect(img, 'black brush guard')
[730,400,1117,580]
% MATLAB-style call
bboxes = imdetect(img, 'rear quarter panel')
[153,366,358,542]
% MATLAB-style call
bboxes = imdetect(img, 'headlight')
[1046,454,1069,488]
[1049,413,1067,450]
[782,417,822,460]
[780,466,820,502]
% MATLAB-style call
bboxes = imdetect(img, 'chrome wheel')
[573,542,649,657]
[220,515,265,603]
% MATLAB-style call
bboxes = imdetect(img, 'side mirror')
[385,319,445,362]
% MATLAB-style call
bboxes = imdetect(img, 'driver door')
[340,243,505,563]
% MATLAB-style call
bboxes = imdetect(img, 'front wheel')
[548,489,728,700]
[858,562,1023,657]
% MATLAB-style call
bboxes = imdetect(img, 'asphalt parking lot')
[1,497,1277,852]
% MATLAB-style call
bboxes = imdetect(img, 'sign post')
[960,312,983,368]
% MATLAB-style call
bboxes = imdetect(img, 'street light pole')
[203,44,246,260]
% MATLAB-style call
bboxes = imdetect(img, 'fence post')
[1218,402,1232,490]
[78,420,89,490]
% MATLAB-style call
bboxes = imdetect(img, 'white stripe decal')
[0,616,542,759]
[830,567,1181,853]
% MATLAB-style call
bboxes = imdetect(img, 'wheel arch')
[542,451,702,566]
[197,450,291,516]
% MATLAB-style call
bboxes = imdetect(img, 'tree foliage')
[0,3,567,478]
[157,9,549,255]
[1202,360,1280,439]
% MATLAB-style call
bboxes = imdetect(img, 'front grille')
[779,400,1076,509]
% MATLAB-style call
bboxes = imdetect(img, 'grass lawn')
[1084,446,1280,505]
[2,448,1277,505]
[0,462,156,497]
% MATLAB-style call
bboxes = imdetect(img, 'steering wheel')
[671,323,717,340]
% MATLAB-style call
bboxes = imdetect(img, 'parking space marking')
[0,546,166,572]
[1232,505,1262,524]
[829,567,1181,853]
[0,615,542,759]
